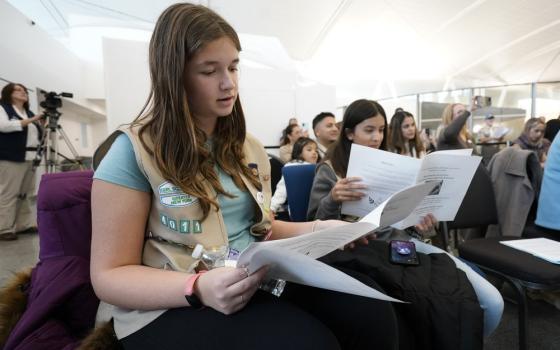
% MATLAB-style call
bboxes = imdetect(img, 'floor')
[1,230,559,349]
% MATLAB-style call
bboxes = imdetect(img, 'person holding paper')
[478,114,506,144]
[90,4,398,350]
[387,109,425,158]
[307,98,503,338]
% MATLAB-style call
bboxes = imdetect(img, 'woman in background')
[271,137,320,215]
[387,109,425,158]
[279,123,303,163]
[436,102,473,151]
[0,83,43,241]
[307,98,503,339]
[513,117,551,166]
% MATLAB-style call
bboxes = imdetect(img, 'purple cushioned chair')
[4,170,100,350]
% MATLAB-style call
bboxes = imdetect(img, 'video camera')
[39,90,73,126]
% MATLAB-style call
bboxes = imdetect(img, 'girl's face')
[528,123,545,143]
[288,126,302,143]
[452,104,466,120]
[300,142,319,163]
[346,115,385,149]
[184,37,239,124]
[11,85,28,104]
[401,116,416,141]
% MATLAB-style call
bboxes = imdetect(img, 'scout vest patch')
[158,181,198,207]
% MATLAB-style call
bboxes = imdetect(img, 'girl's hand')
[331,177,367,203]
[194,266,269,315]
[414,213,438,235]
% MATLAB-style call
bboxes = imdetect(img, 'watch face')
[185,294,204,309]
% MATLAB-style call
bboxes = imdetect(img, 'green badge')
[158,182,198,208]
[193,220,202,233]
[180,220,190,234]
[160,214,168,227]
[168,219,178,231]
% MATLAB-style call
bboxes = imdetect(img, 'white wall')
[0,1,96,111]
[102,38,150,131]
[0,1,108,161]
[295,82,337,138]
[102,37,337,147]
[239,66,297,146]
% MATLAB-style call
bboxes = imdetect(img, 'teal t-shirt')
[94,133,256,252]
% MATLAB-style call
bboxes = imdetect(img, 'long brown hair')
[326,99,387,177]
[133,3,260,219]
[388,110,424,157]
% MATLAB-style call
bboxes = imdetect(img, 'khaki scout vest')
[95,124,272,273]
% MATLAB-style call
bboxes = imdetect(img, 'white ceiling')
[7,0,560,100]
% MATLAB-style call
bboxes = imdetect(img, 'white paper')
[501,238,560,264]
[342,144,481,228]
[236,182,437,302]
[238,245,402,302]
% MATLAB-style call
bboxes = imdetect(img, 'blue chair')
[282,164,316,222]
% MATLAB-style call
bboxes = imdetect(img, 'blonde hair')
[441,103,471,143]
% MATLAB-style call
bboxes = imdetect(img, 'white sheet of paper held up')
[342,144,480,228]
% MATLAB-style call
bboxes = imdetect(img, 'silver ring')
[240,294,244,303]
[243,267,249,278]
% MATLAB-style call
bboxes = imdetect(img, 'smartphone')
[389,240,419,266]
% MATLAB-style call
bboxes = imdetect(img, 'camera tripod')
[33,112,84,173]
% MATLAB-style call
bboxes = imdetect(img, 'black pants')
[121,273,398,350]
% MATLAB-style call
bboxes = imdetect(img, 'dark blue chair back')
[283,164,316,222]
[268,153,284,195]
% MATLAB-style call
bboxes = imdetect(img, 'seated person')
[91,5,398,350]
[387,109,425,158]
[513,117,550,167]
[271,137,319,215]
[312,112,339,158]
[307,98,504,338]
[278,124,302,163]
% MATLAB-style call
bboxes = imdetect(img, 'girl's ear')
[345,128,354,141]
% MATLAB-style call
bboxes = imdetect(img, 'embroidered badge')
[256,191,264,204]
[158,181,198,207]
[262,174,270,182]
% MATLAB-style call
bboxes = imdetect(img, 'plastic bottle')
[191,244,238,269]
[191,244,285,297]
